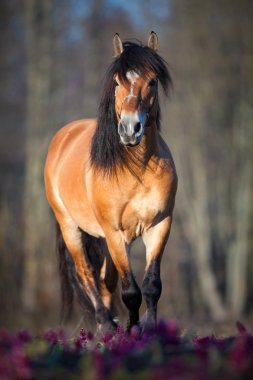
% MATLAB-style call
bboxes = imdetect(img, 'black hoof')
[139,312,156,335]
[96,318,118,336]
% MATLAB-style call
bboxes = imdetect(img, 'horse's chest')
[132,186,164,220]
[121,185,167,243]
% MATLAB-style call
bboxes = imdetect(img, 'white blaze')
[126,70,139,102]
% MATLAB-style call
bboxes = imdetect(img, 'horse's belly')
[77,217,105,238]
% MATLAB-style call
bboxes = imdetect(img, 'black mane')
[90,41,172,175]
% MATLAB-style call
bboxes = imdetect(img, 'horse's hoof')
[96,319,118,336]
[139,313,156,335]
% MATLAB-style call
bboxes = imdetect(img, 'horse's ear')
[113,33,124,56]
[147,31,158,51]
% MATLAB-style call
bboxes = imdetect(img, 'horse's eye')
[149,78,157,87]
[114,79,119,87]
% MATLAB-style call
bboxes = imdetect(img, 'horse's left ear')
[113,33,124,56]
[147,31,158,51]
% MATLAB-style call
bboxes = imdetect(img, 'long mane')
[90,41,172,176]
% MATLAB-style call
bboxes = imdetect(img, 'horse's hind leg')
[84,236,118,315]
[59,219,117,332]
[100,241,119,317]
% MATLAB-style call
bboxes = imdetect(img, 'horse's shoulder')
[47,119,96,158]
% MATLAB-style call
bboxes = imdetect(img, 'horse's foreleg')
[59,221,117,332]
[142,216,172,329]
[105,232,142,331]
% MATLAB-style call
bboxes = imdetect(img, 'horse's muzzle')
[118,112,145,146]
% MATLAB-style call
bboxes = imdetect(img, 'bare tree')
[165,0,253,320]
[22,0,53,313]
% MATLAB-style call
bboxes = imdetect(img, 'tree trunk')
[22,0,52,312]
[176,142,227,321]
[226,94,253,316]
[83,0,105,117]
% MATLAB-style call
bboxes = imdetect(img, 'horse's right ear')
[147,31,158,51]
[113,33,123,56]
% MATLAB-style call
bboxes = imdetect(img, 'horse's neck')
[126,123,159,176]
[140,122,158,158]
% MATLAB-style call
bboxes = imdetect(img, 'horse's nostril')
[134,122,141,134]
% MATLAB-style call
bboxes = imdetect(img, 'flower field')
[1,321,253,380]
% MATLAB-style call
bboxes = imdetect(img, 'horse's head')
[92,33,171,174]
[113,32,160,147]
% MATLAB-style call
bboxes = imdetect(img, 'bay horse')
[44,32,177,333]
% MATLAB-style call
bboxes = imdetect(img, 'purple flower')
[236,321,248,334]
[229,323,253,372]
[0,334,32,380]
[10,346,32,379]
[17,329,33,344]
[156,319,180,344]
[79,328,87,343]
[102,331,113,345]
[43,329,58,345]
[57,328,68,348]
[0,329,13,347]
[130,325,140,339]
[87,331,94,341]
[74,338,83,352]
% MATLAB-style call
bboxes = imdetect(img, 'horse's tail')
[56,222,74,323]
[56,222,94,327]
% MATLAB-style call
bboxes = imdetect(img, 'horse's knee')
[122,277,142,312]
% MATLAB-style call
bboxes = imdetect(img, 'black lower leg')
[95,302,117,333]
[142,260,162,326]
[122,274,142,330]
[95,304,111,324]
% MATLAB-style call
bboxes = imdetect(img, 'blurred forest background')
[0,0,253,333]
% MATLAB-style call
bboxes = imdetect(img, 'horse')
[44,31,177,333]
